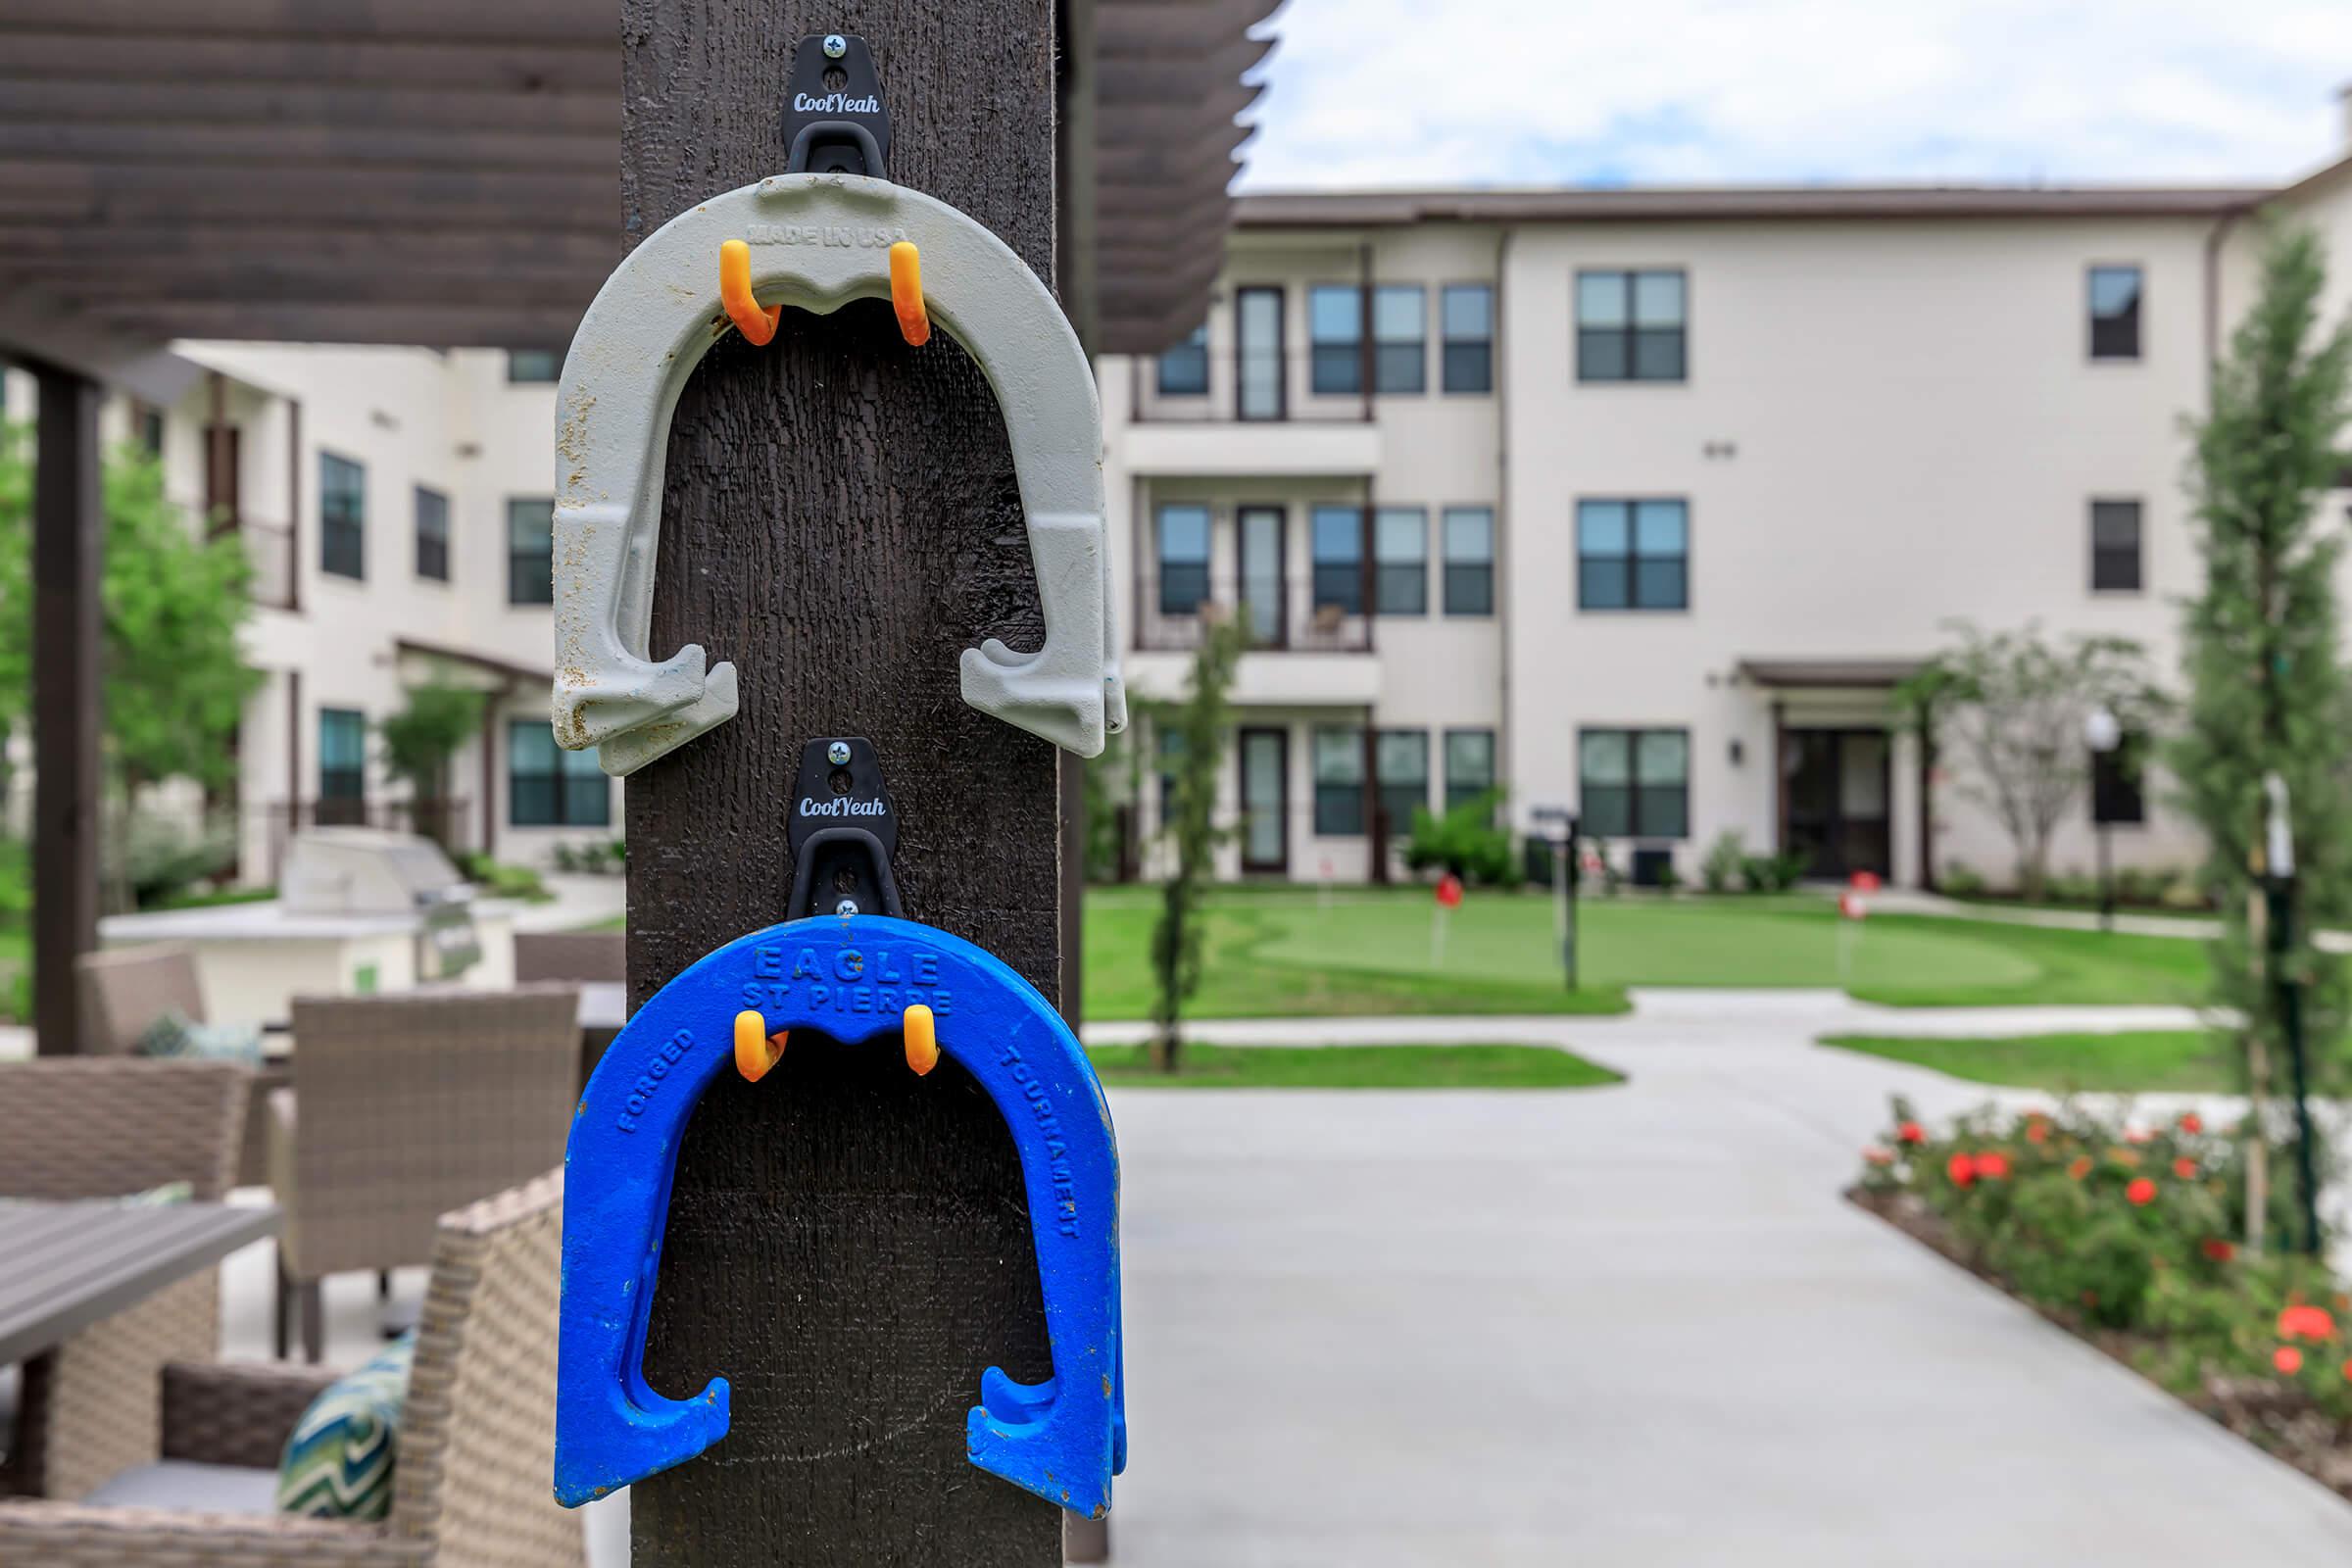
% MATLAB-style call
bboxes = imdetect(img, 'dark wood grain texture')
[619,3,1061,1562]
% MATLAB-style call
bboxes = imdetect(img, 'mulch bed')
[1848,1186,2352,1499]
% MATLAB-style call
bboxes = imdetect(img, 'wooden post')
[617,5,1062,1562]
[30,364,101,1055]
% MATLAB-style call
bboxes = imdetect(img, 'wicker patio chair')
[270,987,578,1362]
[513,930,625,985]
[0,1058,250,1502]
[0,1171,584,1567]
[76,943,286,1189]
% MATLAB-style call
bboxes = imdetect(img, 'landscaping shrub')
[454,852,553,904]
[1739,850,1807,893]
[1858,1096,2350,1419]
[1700,831,1744,893]
[1939,861,1987,897]
[1404,790,1518,887]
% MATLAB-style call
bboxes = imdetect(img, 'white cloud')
[1239,0,2352,190]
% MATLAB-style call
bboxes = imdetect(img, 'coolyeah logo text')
[798,797,887,818]
[792,91,882,115]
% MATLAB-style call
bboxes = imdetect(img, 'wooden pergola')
[0,0,1271,1050]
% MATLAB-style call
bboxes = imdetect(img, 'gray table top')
[0,1200,280,1364]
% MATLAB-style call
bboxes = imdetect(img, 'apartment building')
[2,345,611,884]
[1101,131,2352,889]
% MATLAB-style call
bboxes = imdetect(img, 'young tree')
[1148,611,1247,1073]
[1899,621,2163,900]
[378,673,487,852]
[2175,221,2352,1250]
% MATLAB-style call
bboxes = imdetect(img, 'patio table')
[0,1200,279,1365]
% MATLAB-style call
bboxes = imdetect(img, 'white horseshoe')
[551,172,1128,774]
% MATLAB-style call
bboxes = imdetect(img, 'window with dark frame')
[1308,285,1361,395]
[1445,729,1496,811]
[1310,505,1364,616]
[509,719,611,827]
[1157,503,1211,615]
[2089,266,2142,361]
[508,498,555,605]
[318,452,366,580]
[1442,284,1494,393]
[1578,498,1688,611]
[507,350,562,383]
[1374,507,1427,615]
[2090,499,2142,592]
[1577,270,1687,382]
[414,486,451,582]
[1312,726,1365,836]
[2090,732,2146,825]
[1443,507,1494,615]
[1376,730,1429,835]
[1156,322,1209,396]
[1372,285,1425,394]
[134,404,165,457]
[1579,728,1690,839]
[318,708,367,804]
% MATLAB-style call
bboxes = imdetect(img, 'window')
[415,486,451,582]
[1309,285,1361,395]
[1312,726,1365,835]
[1156,503,1211,615]
[1442,284,1494,394]
[1376,730,1429,834]
[2091,733,2146,825]
[134,404,165,457]
[1156,728,1185,826]
[1443,507,1494,615]
[1310,505,1363,616]
[1580,728,1690,839]
[1577,270,1686,382]
[318,709,367,804]
[2089,266,2142,361]
[319,452,366,579]
[1236,287,1285,420]
[510,721,610,827]
[508,498,555,605]
[1445,729,1496,810]
[1374,507,1427,614]
[1373,285,1425,394]
[2090,499,2141,593]
[1578,499,1688,611]
[507,349,562,383]
[1157,322,1209,396]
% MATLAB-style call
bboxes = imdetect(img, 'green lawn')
[1084,885,2214,1021]
[1820,1030,2233,1094]
[1086,1042,1622,1089]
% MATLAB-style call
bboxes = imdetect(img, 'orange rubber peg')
[733,1009,786,1082]
[888,241,930,347]
[718,240,781,346]
[903,1003,939,1076]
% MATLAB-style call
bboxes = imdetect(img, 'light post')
[2083,705,2121,931]
[1532,806,1580,992]
[2266,772,2323,1255]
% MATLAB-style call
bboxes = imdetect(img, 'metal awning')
[0,0,1270,364]
[1736,658,1927,690]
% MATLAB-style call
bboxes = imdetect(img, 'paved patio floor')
[204,991,2352,1564]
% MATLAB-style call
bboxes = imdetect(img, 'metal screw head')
[827,740,851,765]
[835,898,859,916]
[822,33,847,58]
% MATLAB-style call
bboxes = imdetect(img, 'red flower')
[2026,1121,2050,1145]
[2277,1346,2305,1375]
[1896,1121,1927,1146]
[1946,1152,1977,1188]
[1863,1147,1894,1167]
[2126,1177,2157,1206]
[2177,1111,2204,1135]
[2068,1155,2092,1180]
[1975,1152,2012,1180]
[2173,1157,2198,1180]
[2341,1361,2352,1385]
[2278,1304,2338,1342]
[2201,1238,2235,1263]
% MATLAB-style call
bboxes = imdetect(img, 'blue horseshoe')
[553,913,1125,1517]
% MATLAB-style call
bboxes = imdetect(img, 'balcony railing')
[1133,570,1373,655]
[1129,350,1378,425]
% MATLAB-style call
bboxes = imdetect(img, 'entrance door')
[1237,506,1286,647]
[1783,728,1891,879]
[1235,287,1285,421]
[1238,727,1289,873]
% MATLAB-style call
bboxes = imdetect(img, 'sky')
[1237,0,2352,192]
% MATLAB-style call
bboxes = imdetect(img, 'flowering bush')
[1858,1096,2351,1422]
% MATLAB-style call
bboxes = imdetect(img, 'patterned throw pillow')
[134,1008,265,1065]
[275,1333,417,1521]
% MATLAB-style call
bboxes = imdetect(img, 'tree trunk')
[619,4,1062,1562]
[2246,875,2271,1255]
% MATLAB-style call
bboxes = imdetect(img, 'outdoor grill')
[279,828,482,981]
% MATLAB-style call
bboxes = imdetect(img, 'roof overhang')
[1736,658,1926,691]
